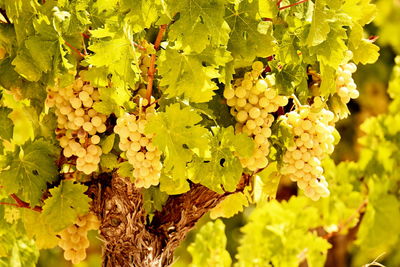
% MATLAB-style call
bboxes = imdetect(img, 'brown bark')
[90,173,250,267]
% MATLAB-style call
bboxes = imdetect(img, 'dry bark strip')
[90,173,250,267]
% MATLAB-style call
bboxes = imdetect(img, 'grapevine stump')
[93,174,250,266]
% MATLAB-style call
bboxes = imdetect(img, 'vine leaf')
[22,209,59,249]
[146,103,209,193]
[158,48,222,103]
[167,0,230,53]
[209,192,249,219]
[0,107,13,140]
[225,0,275,61]
[0,139,59,206]
[41,180,90,232]
[187,220,231,267]
[188,127,253,193]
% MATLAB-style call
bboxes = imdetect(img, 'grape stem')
[278,0,310,10]
[262,0,310,21]
[64,41,85,58]
[322,199,368,239]
[145,24,167,103]
[0,193,42,212]
[291,94,302,108]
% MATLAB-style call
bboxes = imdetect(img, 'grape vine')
[0,0,395,266]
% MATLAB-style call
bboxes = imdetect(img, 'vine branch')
[322,199,368,240]
[146,24,167,103]
[0,193,42,212]
[64,41,85,57]
[279,0,310,10]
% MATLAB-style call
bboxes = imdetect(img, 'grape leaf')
[158,48,220,103]
[306,0,332,47]
[41,180,90,232]
[117,161,134,180]
[188,127,252,193]
[11,51,42,82]
[121,0,161,33]
[225,0,275,61]
[101,133,116,154]
[21,209,58,249]
[0,107,13,140]
[143,186,169,215]
[188,220,231,267]
[100,153,119,171]
[86,35,142,89]
[0,139,59,206]
[146,103,209,192]
[342,0,376,26]
[93,86,131,116]
[167,0,230,53]
[209,192,249,219]
[356,181,400,253]
[348,24,379,65]
[237,198,331,267]
[24,36,56,73]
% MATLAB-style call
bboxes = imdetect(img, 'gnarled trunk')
[90,174,250,267]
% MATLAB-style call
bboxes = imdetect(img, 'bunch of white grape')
[46,76,107,175]
[336,63,358,104]
[223,61,288,171]
[279,104,336,200]
[114,98,162,188]
[58,212,100,265]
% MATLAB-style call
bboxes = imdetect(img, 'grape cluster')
[224,61,288,171]
[114,98,162,188]
[279,105,335,200]
[58,213,100,265]
[46,76,107,175]
[335,63,358,104]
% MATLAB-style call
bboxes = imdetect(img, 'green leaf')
[0,139,59,206]
[188,127,252,193]
[225,0,275,61]
[117,161,134,180]
[356,181,400,253]
[21,209,58,249]
[41,180,90,232]
[143,186,169,215]
[93,87,131,116]
[167,0,230,53]
[24,36,56,73]
[306,0,331,47]
[188,220,231,267]
[348,24,379,65]
[121,0,160,33]
[0,107,13,140]
[255,162,280,200]
[11,51,42,81]
[86,34,142,89]
[100,153,119,171]
[210,192,249,219]
[101,133,116,154]
[158,48,220,103]
[159,171,191,195]
[237,198,331,267]
[146,103,209,192]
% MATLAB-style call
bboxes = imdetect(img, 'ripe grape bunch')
[58,213,100,265]
[114,98,162,188]
[279,103,336,201]
[224,61,288,171]
[336,62,358,104]
[46,75,107,175]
